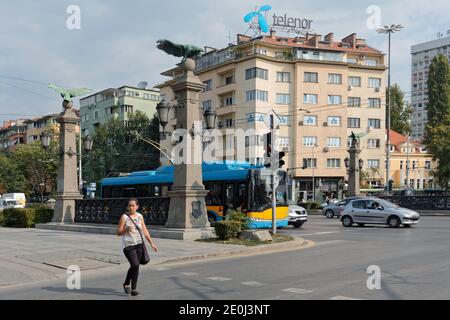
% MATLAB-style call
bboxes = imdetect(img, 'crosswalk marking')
[331,296,362,300]
[241,281,266,287]
[179,272,199,276]
[282,288,313,294]
[206,276,232,282]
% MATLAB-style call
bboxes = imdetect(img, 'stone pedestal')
[52,103,83,223]
[165,59,212,236]
[347,145,361,197]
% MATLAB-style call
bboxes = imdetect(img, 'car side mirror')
[378,207,384,211]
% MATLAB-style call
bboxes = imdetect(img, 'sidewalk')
[0,227,310,290]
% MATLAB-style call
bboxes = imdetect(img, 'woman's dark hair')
[128,198,139,206]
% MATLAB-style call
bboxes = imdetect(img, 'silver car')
[339,198,421,228]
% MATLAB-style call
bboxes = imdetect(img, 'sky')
[1,0,450,123]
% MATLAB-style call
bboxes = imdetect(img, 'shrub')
[225,209,250,230]
[212,221,242,240]
[0,211,4,227]
[35,207,54,224]
[3,208,36,228]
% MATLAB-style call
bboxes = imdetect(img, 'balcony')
[216,83,236,96]
[216,105,237,117]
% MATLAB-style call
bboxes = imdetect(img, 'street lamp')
[203,109,217,130]
[83,135,93,152]
[40,132,52,150]
[345,157,350,170]
[377,24,404,194]
[359,159,364,170]
[156,100,170,136]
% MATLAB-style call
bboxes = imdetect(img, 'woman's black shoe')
[131,290,140,296]
[123,285,131,295]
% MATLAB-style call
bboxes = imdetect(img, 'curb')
[155,237,314,266]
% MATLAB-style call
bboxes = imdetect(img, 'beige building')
[157,32,387,199]
[389,130,436,190]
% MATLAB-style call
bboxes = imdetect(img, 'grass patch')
[197,233,294,247]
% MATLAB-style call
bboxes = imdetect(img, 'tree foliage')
[83,111,161,184]
[387,83,412,135]
[425,54,450,188]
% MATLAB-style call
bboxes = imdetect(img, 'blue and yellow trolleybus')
[100,161,289,229]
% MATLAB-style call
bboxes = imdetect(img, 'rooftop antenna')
[137,81,148,89]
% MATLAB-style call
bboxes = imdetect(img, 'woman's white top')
[121,213,144,250]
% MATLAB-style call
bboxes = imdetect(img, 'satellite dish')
[137,81,148,89]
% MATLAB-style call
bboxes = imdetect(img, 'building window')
[328,73,342,84]
[277,72,291,83]
[349,76,361,87]
[328,95,342,105]
[368,139,381,149]
[94,110,99,119]
[327,137,341,148]
[276,94,291,105]
[304,72,318,83]
[246,90,268,102]
[368,118,381,129]
[304,94,318,104]
[368,98,381,108]
[365,59,378,66]
[203,80,212,91]
[202,100,212,111]
[223,96,234,106]
[277,137,290,148]
[225,118,234,128]
[245,67,268,80]
[368,78,381,88]
[303,115,317,126]
[368,160,380,169]
[106,107,114,115]
[327,158,341,168]
[303,136,317,146]
[425,161,431,170]
[348,97,361,107]
[303,158,317,168]
[348,118,361,128]
[347,58,358,64]
[225,76,234,85]
[328,116,341,126]
[121,105,133,113]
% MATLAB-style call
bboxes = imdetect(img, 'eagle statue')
[48,84,93,102]
[156,39,204,62]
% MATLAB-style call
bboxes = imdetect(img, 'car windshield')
[5,200,18,205]
[376,199,398,208]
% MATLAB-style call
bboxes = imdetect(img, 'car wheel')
[357,223,365,227]
[293,222,304,229]
[325,210,334,219]
[342,216,353,228]
[387,216,401,228]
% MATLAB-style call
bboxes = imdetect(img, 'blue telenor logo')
[244,5,272,33]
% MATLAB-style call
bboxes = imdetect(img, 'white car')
[288,205,308,228]
[0,199,23,212]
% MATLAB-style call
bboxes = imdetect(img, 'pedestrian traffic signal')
[264,133,272,168]
[278,151,286,168]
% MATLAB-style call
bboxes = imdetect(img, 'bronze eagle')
[156,40,204,61]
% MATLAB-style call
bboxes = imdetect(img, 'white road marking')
[179,272,199,276]
[282,288,314,294]
[153,267,170,271]
[241,281,266,287]
[315,240,348,246]
[206,276,232,282]
[300,231,341,236]
[331,296,362,300]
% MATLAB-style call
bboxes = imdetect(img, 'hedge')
[212,221,242,240]
[2,206,54,228]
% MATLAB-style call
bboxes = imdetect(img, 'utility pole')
[406,136,410,187]
[270,114,277,235]
[312,144,317,202]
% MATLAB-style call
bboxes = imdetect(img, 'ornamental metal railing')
[75,198,170,225]
[378,196,450,211]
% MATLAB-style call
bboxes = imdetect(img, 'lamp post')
[312,144,318,202]
[345,136,364,197]
[377,24,404,194]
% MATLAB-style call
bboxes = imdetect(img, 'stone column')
[347,143,361,197]
[165,59,211,233]
[52,101,83,223]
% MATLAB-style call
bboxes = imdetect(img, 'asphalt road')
[1,216,450,300]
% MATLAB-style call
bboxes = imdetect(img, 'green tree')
[83,111,161,185]
[0,153,27,193]
[425,54,450,188]
[386,84,412,135]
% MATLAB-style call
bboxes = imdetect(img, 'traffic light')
[388,180,394,192]
[278,151,286,168]
[264,133,272,168]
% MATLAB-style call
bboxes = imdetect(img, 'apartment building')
[0,120,27,151]
[79,85,160,136]
[23,114,62,144]
[411,33,450,140]
[389,130,436,189]
[157,32,386,197]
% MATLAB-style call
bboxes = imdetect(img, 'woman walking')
[117,198,158,296]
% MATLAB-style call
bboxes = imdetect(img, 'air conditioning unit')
[323,147,330,153]
[359,54,366,60]
[348,85,353,91]
[375,87,381,92]
[298,121,304,126]
[323,122,329,127]
[282,146,290,152]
